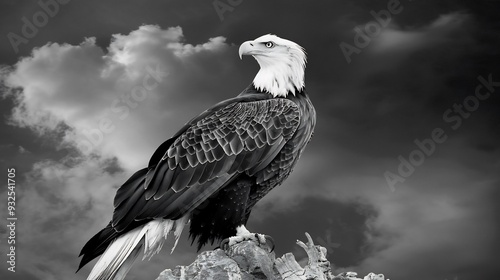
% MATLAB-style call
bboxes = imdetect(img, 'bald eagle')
[78,34,316,280]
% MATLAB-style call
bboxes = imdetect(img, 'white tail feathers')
[87,216,189,280]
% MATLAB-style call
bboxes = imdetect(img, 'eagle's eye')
[265,42,275,48]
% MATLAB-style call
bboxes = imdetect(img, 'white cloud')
[4,25,233,171]
[1,25,243,279]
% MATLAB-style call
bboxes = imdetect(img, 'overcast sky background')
[0,1,499,280]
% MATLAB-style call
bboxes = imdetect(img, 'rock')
[156,249,241,280]
[156,233,387,280]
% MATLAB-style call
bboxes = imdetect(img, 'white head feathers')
[239,34,306,97]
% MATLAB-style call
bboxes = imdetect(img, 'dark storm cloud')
[250,197,377,268]
[0,1,499,280]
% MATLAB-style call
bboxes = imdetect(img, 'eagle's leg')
[220,225,275,252]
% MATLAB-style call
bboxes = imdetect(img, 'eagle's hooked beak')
[239,41,255,60]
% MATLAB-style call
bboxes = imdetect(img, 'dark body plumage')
[78,83,315,270]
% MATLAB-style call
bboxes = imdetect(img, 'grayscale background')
[0,1,499,279]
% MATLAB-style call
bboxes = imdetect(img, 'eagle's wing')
[111,98,300,232]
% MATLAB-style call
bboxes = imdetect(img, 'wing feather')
[111,97,300,231]
[114,168,148,209]
[144,162,171,200]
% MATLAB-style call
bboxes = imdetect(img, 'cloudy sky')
[0,0,499,279]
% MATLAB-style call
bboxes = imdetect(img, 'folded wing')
[111,97,301,232]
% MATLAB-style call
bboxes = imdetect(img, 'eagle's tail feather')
[78,222,118,272]
[86,217,188,280]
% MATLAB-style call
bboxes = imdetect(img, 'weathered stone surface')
[156,233,388,280]
[157,249,241,280]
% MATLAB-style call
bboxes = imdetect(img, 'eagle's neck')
[252,55,305,98]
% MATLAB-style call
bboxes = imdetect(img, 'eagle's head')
[239,34,306,98]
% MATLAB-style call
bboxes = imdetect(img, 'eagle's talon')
[219,230,275,253]
[264,234,275,252]
[220,238,230,251]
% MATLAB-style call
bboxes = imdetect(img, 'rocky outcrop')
[156,233,388,280]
